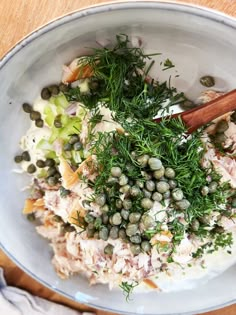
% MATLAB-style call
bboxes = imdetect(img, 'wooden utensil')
[154,89,236,133]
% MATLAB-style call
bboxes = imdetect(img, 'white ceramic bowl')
[1,1,236,314]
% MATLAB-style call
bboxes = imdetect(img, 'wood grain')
[0,1,236,315]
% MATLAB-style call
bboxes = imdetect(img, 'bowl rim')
[1,1,236,314]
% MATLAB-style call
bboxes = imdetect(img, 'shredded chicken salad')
[14,35,236,299]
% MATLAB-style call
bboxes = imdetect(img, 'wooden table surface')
[0,1,236,315]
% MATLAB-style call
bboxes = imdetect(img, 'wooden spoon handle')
[180,89,236,133]
[154,89,236,133]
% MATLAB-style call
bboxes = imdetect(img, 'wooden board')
[0,1,236,315]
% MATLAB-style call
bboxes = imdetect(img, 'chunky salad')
[14,35,236,299]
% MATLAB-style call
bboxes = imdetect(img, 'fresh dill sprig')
[119,281,138,301]
[163,58,175,71]
[65,34,184,120]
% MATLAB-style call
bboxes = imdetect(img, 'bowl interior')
[1,2,236,314]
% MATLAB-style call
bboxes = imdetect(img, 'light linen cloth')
[0,268,95,315]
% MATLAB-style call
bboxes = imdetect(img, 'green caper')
[74,141,82,151]
[35,119,44,128]
[137,154,150,167]
[201,186,209,196]
[130,244,141,255]
[104,244,114,255]
[36,159,45,168]
[142,214,155,229]
[30,111,41,121]
[130,235,142,244]
[121,209,129,220]
[47,176,58,186]
[119,184,130,194]
[148,157,162,170]
[141,171,152,180]
[168,180,177,189]
[199,75,215,87]
[107,176,118,185]
[114,199,122,210]
[156,181,170,193]
[45,158,55,167]
[215,120,229,133]
[191,219,200,232]
[27,213,35,222]
[213,133,226,144]
[101,204,109,213]
[63,224,75,233]
[110,226,119,239]
[212,225,224,234]
[180,100,196,110]
[123,199,132,210]
[109,215,114,225]
[86,223,95,238]
[54,115,62,128]
[59,82,69,93]
[47,166,57,177]
[164,168,175,179]
[153,167,165,179]
[136,180,144,189]
[95,193,106,206]
[176,199,190,210]
[94,217,102,229]
[232,198,236,208]
[55,173,61,180]
[53,215,63,222]
[112,213,122,225]
[163,191,170,199]
[41,87,51,100]
[145,180,155,192]
[126,223,139,237]
[102,213,109,224]
[143,189,152,198]
[48,84,60,96]
[84,214,95,224]
[130,186,141,197]
[119,228,127,240]
[27,164,36,174]
[152,192,163,202]
[119,174,129,186]
[209,181,218,193]
[172,188,184,201]
[69,134,79,145]
[141,241,151,252]
[99,227,109,241]
[141,198,153,209]
[14,155,23,163]
[111,166,122,177]
[22,151,31,161]
[22,103,33,113]
[63,143,73,151]
[129,212,141,224]
[199,216,210,225]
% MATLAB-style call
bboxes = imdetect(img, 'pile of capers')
[81,155,191,256]
[63,134,83,152]
[36,158,61,186]
[22,103,44,128]
[211,119,229,147]
[14,151,60,185]
[41,83,69,100]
